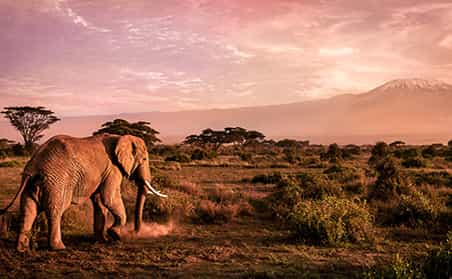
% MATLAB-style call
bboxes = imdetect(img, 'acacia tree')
[184,127,265,151]
[2,106,60,150]
[93,119,160,148]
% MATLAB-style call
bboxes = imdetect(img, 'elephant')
[0,134,167,251]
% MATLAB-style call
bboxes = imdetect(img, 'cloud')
[318,47,358,57]
[225,45,256,59]
[54,0,111,33]
[439,35,452,49]
[2,0,452,116]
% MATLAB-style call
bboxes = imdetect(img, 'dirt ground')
[0,161,440,278]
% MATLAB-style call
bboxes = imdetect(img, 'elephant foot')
[107,227,121,241]
[16,241,29,253]
[16,232,30,252]
[94,232,110,243]
[49,242,66,251]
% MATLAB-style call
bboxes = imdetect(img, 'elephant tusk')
[145,181,168,198]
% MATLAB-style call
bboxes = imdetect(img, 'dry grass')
[0,153,451,277]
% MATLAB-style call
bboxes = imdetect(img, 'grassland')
[0,145,451,278]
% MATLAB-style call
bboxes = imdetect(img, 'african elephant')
[0,134,167,251]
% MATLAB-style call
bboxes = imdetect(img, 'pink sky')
[1,0,452,116]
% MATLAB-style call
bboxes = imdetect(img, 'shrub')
[369,142,390,167]
[402,157,427,168]
[394,190,438,227]
[286,197,374,245]
[423,230,452,279]
[206,185,241,204]
[320,143,342,163]
[191,149,216,160]
[282,148,300,164]
[193,200,239,224]
[143,192,194,222]
[251,172,283,184]
[0,150,8,159]
[412,171,452,188]
[364,232,452,279]
[394,148,420,160]
[12,144,26,156]
[152,173,178,190]
[0,160,22,168]
[238,152,253,161]
[267,173,343,221]
[165,152,191,163]
[363,254,425,279]
[324,165,365,195]
[369,156,410,200]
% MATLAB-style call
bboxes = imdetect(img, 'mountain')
[1,78,452,144]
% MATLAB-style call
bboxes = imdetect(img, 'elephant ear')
[115,135,136,176]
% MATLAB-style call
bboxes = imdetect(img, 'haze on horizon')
[1,0,452,117]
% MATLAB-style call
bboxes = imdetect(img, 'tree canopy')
[184,127,265,150]
[93,119,160,147]
[1,106,60,149]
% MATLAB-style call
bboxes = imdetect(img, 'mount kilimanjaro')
[1,79,452,144]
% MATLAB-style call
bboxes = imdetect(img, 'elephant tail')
[0,175,30,215]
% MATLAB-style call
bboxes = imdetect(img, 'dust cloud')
[116,220,176,240]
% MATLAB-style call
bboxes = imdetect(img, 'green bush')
[286,197,374,245]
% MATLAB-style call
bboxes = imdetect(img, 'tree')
[93,119,160,148]
[369,141,390,167]
[2,106,60,150]
[324,143,342,163]
[184,127,265,151]
[389,140,405,148]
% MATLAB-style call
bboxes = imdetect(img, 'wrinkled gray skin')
[15,134,155,251]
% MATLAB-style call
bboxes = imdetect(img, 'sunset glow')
[1,0,452,116]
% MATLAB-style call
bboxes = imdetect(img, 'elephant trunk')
[134,186,146,232]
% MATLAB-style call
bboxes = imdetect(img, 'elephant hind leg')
[16,192,38,252]
[45,209,65,250]
[91,194,109,242]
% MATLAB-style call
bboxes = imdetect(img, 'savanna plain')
[1,141,452,278]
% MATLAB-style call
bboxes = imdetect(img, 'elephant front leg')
[101,173,127,241]
[91,194,109,242]
[16,193,38,252]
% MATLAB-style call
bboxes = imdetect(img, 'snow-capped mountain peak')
[371,78,452,92]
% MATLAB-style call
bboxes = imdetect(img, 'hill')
[1,78,451,144]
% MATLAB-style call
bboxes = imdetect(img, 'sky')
[1,0,452,116]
